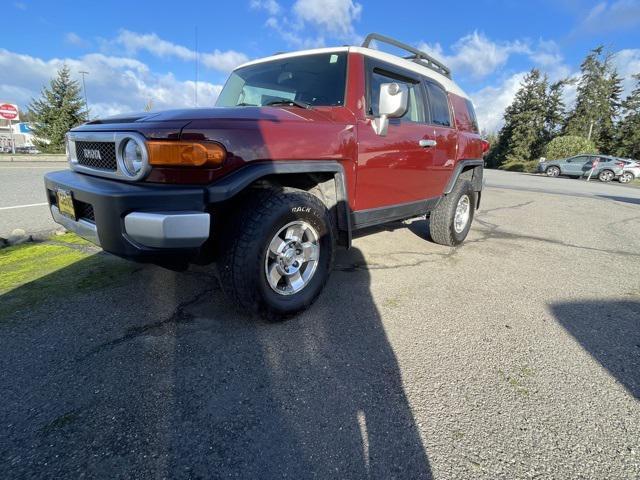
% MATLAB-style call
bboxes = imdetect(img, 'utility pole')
[587,120,594,141]
[79,70,90,120]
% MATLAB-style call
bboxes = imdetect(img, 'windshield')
[216,52,348,108]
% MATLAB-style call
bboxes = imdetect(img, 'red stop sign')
[0,103,18,120]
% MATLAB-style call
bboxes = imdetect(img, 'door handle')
[419,139,437,148]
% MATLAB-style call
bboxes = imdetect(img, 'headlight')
[122,138,144,176]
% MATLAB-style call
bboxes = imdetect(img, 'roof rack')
[361,33,451,79]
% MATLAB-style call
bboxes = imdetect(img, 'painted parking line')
[0,203,48,211]
[0,166,65,169]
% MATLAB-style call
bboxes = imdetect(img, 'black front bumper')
[44,170,208,262]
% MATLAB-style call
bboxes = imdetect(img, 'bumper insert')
[124,212,210,249]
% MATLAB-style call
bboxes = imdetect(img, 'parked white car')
[619,159,640,184]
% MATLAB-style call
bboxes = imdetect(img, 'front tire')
[598,170,614,182]
[429,179,475,246]
[218,187,334,319]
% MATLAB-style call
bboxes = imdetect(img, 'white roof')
[235,46,469,99]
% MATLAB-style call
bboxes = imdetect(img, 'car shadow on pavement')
[550,299,640,400]
[596,195,640,206]
[353,217,432,243]
[0,247,432,479]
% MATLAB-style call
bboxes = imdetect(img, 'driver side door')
[355,59,436,214]
[563,156,589,176]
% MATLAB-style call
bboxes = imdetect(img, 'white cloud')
[255,0,362,48]
[470,72,528,134]
[65,32,90,48]
[250,0,281,15]
[115,30,248,73]
[0,48,223,118]
[264,17,325,49]
[614,49,640,97]
[579,0,640,32]
[293,0,362,38]
[200,49,250,71]
[418,32,530,79]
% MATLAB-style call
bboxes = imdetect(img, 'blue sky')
[2,0,640,131]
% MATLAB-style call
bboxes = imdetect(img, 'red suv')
[45,33,486,318]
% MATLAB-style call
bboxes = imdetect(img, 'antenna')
[195,26,199,107]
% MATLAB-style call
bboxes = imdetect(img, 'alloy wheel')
[454,195,471,234]
[264,221,320,295]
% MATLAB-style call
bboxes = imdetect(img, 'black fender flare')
[444,159,484,195]
[206,161,352,245]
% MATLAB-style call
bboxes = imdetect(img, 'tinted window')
[465,99,479,132]
[216,53,347,107]
[368,69,425,123]
[426,82,451,127]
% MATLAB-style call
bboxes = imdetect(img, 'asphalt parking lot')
[1,171,639,479]
[0,161,65,238]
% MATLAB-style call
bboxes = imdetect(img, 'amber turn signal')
[147,141,226,167]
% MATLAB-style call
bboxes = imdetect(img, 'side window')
[465,99,479,133]
[425,82,451,127]
[368,69,425,123]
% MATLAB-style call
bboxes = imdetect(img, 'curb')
[0,227,66,249]
[0,155,67,163]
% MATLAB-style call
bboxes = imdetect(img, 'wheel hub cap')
[454,195,471,234]
[265,221,320,295]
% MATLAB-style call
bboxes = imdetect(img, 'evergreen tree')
[27,65,86,153]
[563,47,622,152]
[486,69,548,168]
[601,70,624,153]
[543,80,567,146]
[615,73,640,159]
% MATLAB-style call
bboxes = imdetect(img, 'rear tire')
[619,172,634,184]
[218,187,334,319]
[429,179,475,247]
[598,169,614,182]
[546,166,560,177]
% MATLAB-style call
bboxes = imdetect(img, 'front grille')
[75,141,117,171]
[76,201,95,222]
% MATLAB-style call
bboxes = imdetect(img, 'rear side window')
[368,69,426,123]
[465,99,479,132]
[449,94,478,133]
[425,82,451,127]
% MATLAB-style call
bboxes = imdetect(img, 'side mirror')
[372,82,408,136]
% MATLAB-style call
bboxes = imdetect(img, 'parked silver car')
[539,154,625,182]
[618,159,640,184]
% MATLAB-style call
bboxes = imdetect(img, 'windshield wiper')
[236,102,257,106]
[264,99,313,109]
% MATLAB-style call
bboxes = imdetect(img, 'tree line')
[486,46,640,171]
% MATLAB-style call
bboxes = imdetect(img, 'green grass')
[0,233,135,321]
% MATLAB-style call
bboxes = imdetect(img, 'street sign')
[0,103,19,121]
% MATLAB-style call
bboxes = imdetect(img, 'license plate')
[56,189,76,219]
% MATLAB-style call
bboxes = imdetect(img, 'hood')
[83,106,332,126]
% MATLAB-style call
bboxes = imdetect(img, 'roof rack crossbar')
[361,33,452,79]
